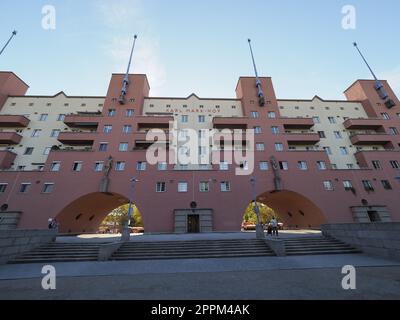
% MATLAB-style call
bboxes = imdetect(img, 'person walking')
[270,217,279,237]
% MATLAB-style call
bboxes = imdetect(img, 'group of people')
[266,217,279,237]
[48,218,59,230]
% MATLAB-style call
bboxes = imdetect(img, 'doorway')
[187,214,200,233]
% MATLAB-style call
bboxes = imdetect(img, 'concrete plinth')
[256,224,265,239]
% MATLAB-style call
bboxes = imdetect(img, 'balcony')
[281,117,314,129]
[57,132,97,145]
[136,115,174,130]
[350,133,392,146]
[285,133,320,145]
[0,115,30,127]
[0,150,16,169]
[212,117,248,130]
[343,118,384,130]
[64,113,101,128]
[0,132,22,144]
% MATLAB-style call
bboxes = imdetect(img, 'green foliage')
[242,202,278,224]
[102,204,143,227]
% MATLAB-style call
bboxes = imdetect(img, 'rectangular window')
[256,143,265,151]
[313,116,320,124]
[279,161,289,171]
[343,180,353,190]
[108,109,116,117]
[115,161,126,171]
[389,127,399,135]
[275,143,283,152]
[267,112,276,119]
[181,115,188,123]
[72,161,83,172]
[157,162,167,171]
[199,181,210,192]
[126,109,134,117]
[254,126,262,134]
[42,183,54,194]
[136,161,147,171]
[122,125,132,134]
[271,126,279,135]
[39,114,48,121]
[156,182,166,193]
[178,182,188,192]
[51,129,61,138]
[57,114,65,121]
[219,162,229,171]
[328,117,336,124]
[362,180,374,191]
[334,131,342,139]
[31,129,41,137]
[19,183,31,193]
[0,183,8,193]
[298,161,308,170]
[250,111,259,118]
[372,160,381,170]
[99,143,108,152]
[94,162,104,172]
[339,147,348,155]
[198,115,206,123]
[347,164,354,169]
[43,147,52,155]
[24,147,34,155]
[323,147,332,155]
[50,162,61,172]
[259,161,269,171]
[220,181,231,192]
[318,131,326,138]
[317,161,327,170]
[103,125,112,134]
[323,181,334,191]
[381,180,392,190]
[119,143,128,152]
[390,160,400,169]
[381,112,390,120]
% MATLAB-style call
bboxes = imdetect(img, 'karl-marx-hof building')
[0,42,399,234]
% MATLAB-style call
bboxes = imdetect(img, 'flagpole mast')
[0,30,17,56]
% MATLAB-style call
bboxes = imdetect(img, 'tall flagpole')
[0,30,17,56]
[119,35,138,105]
[353,42,395,108]
[247,39,265,107]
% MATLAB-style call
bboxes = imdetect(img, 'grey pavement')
[0,266,399,299]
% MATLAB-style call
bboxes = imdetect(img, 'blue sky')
[1,0,399,100]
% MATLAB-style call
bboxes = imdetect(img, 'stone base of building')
[174,209,213,233]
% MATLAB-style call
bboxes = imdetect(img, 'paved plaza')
[0,231,399,300]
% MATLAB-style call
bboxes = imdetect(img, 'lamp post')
[121,177,139,241]
[250,176,265,239]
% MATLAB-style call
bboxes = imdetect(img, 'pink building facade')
[0,71,399,233]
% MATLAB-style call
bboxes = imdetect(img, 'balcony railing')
[0,115,30,127]
[0,132,22,144]
[57,132,97,145]
[64,114,101,127]
[285,133,320,145]
[343,118,384,130]
[350,133,392,145]
[280,117,314,129]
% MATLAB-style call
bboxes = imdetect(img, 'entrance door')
[187,215,200,233]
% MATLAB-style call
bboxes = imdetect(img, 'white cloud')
[94,0,167,95]
[380,66,400,98]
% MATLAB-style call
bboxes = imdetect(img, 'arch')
[54,192,135,233]
[256,190,327,229]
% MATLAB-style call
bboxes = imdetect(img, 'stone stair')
[112,239,274,260]
[8,242,102,264]
[283,237,361,256]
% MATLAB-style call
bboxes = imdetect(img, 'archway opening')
[253,190,328,230]
[99,204,144,234]
[54,192,144,234]
[241,202,280,231]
